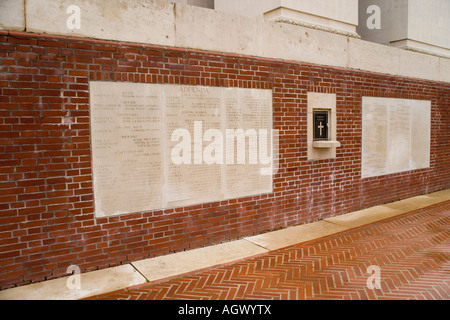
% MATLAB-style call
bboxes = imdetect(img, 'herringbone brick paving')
[88,201,450,300]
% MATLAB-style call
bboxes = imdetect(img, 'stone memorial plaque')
[224,88,273,199]
[362,100,388,178]
[89,82,273,217]
[90,82,164,217]
[388,100,411,173]
[362,97,431,179]
[164,85,224,208]
[410,100,431,169]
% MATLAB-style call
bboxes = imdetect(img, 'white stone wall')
[0,0,25,31]
[214,0,359,36]
[406,0,450,56]
[362,97,431,179]
[0,0,448,83]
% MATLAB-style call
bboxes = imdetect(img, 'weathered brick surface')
[1,31,449,289]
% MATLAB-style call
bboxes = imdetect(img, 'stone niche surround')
[307,92,340,161]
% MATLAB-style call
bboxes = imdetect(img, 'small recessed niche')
[307,93,341,161]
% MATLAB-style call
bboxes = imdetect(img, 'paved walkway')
[88,200,450,300]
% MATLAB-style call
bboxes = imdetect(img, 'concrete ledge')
[0,264,146,300]
[326,190,450,229]
[245,220,348,251]
[312,141,341,149]
[1,189,448,300]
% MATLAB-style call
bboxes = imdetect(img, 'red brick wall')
[1,31,449,289]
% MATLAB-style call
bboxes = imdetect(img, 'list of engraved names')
[89,82,273,217]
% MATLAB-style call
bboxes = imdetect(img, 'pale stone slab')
[439,57,450,83]
[90,82,273,217]
[90,82,165,217]
[262,20,350,69]
[26,0,175,46]
[387,99,411,173]
[426,189,450,201]
[245,221,349,251]
[132,240,268,281]
[348,37,402,76]
[214,0,359,29]
[407,0,450,54]
[361,99,388,177]
[312,141,341,149]
[0,264,146,300]
[223,88,274,199]
[175,2,351,68]
[326,190,449,229]
[362,97,431,178]
[324,205,403,229]
[175,3,265,57]
[383,195,446,212]
[264,7,357,36]
[164,85,224,208]
[0,0,25,31]
[410,99,431,169]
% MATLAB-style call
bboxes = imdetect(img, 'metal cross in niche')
[313,110,329,141]
[318,122,325,136]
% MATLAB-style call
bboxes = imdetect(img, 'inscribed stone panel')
[362,97,431,179]
[361,99,388,178]
[224,88,273,199]
[89,82,273,217]
[90,82,164,217]
[164,85,224,208]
